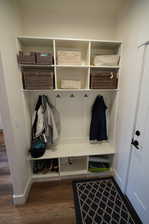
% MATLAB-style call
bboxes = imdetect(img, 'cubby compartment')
[17,37,54,66]
[22,67,55,90]
[90,41,121,67]
[60,156,88,176]
[55,40,90,66]
[90,68,119,89]
[88,155,113,173]
[56,67,89,89]
[32,158,59,179]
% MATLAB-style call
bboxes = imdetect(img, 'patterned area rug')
[73,177,142,224]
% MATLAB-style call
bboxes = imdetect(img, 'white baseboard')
[13,177,32,205]
[113,169,124,191]
[32,176,60,183]
[32,169,115,183]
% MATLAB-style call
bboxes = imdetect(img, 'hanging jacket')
[43,95,60,144]
[32,95,60,145]
[90,95,108,141]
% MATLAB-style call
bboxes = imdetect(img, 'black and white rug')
[73,177,142,224]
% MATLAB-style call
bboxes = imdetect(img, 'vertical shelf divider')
[117,44,123,90]
[58,158,61,176]
[86,156,89,174]
[87,41,91,89]
[53,40,57,89]
[110,43,123,148]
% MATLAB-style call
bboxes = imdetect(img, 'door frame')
[124,41,149,193]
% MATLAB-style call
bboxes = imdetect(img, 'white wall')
[18,0,124,40]
[115,0,149,192]
[0,0,31,204]
[0,113,3,130]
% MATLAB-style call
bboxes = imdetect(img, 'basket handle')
[110,72,114,79]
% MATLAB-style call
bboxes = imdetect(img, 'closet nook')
[17,37,122,181]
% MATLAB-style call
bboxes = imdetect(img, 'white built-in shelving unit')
[17,36,121,91]
[17,36,122,181]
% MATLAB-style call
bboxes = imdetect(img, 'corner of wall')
[13,176,32,205]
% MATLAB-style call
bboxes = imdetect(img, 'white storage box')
[94,55,120,66]
[61,80,81,89]
[57,50,81,65]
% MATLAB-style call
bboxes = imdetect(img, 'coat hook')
[84,94,88,98]
[56,94,61,98]
[70,93,75,98]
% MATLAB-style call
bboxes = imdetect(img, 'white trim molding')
[13,177,32,205]
[113,169,124,191]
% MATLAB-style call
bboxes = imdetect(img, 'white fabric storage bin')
[61,80,81,89]
[57,50,81,65]
[94,55,120,66]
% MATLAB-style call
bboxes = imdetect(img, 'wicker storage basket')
[36,52,53,65]
[17,51,36,64]
[90,70,117,89]
[22,68,54,90]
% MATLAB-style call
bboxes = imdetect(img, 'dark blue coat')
[90,96,108,141]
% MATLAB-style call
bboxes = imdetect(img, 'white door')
[126,44,149,224]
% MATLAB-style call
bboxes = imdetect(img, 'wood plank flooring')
[0,130,5,145]
[0,180,75,224]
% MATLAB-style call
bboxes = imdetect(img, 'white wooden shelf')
[90,65,120,69]
[32,172,59,179]
[55,65,89,68]
[21,88,119,92]
[55,89,90,91]
[89,89,120,92]
[20,64,54,68]
[60,170,88,176]
[20,64,120,69]
[21,89,54,92]
[18,36,122,44]
[32,170,114,180]
[29,142,115,160]
[87,169,114,177]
